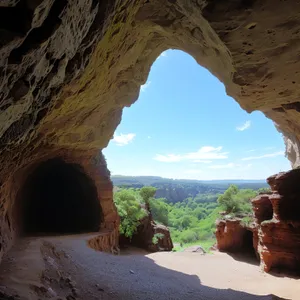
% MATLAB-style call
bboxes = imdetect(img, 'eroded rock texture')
[6,149,119,259]
[1,0,300,261]
[216,170,300,273]
[216,219,258,257]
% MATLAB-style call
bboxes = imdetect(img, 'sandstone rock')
[216,219,256,254]
[216,170,300,274]
[252,194,273,224]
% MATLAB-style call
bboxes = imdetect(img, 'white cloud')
[141,81,151,92]
[209,163,237,169]
[209,162,252,170]
[241,151,284,161]
[247,149,256,153]
[236,120,251,131]
[153,154,182,162]
[113,133,136,146]
[153,146,228,163]
[193,160,212,164]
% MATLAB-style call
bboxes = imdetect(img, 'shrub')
[241,216,253,227]
[218,185,257,214]
[140,186,157,204]
[114,189,147,238]
[152,233,165,244]
[149,198,169,225]
[179,229,199,243]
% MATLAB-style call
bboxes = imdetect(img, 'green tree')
[149,198,169,225]
[180,215,193,229]
[217,185,239,213]
[140,186,157,203]
[179,229,199,243]
[114,189,147,238]
[218,185,257,214]
[257,187,271,194]
[193,207,207,220]
[140,186,157,213]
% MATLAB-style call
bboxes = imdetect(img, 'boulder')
[183,246,206,254]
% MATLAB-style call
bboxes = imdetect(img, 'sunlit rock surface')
[216,169,300,273]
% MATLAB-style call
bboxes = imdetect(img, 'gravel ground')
[0,234,298,300]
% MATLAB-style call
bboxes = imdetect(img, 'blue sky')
[103,50,290,180]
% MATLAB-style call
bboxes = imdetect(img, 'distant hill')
[111,175,268,203]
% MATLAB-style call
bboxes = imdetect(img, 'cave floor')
[0,234,298,300]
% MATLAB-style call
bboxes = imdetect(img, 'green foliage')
[140,186,157,204]
[112,175,269,203]
[217,185,257,214]
[114,184,260,252]
[217,185,239,213]
[241,216,253,227]
[149,198,169,225]
[113,189,147,238]
[152,233,165,245]
[179,229,199,243]
[257,187,271,194]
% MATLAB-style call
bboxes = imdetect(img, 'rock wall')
[2,0,300,261]
[216,169,300,274]
[216,219,259,260]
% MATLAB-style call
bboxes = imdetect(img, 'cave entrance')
[18,158,102,235]
[242,230,256,258]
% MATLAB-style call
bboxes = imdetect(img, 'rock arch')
[0,0,300,261]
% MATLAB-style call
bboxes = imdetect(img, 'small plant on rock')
[152,233,165,245]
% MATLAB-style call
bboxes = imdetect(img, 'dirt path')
[0,234,298,300]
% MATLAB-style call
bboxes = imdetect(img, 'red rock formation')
[216,169,300,274]
[257,170,300,273]
[9,150,120,256]
[120,209,173,252]
[252,194,273,224]
[216,219,258,256]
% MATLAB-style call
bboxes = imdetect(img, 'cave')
[242,230,256,258]
[17,158,102,235]
[1,0,300,278]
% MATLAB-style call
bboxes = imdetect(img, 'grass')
[172,238,216,253]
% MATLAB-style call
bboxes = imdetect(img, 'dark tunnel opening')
[18,158,102,235]
[242,230,256,258]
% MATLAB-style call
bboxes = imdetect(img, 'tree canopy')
[217,185,257,214]
[114,183,261,249]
